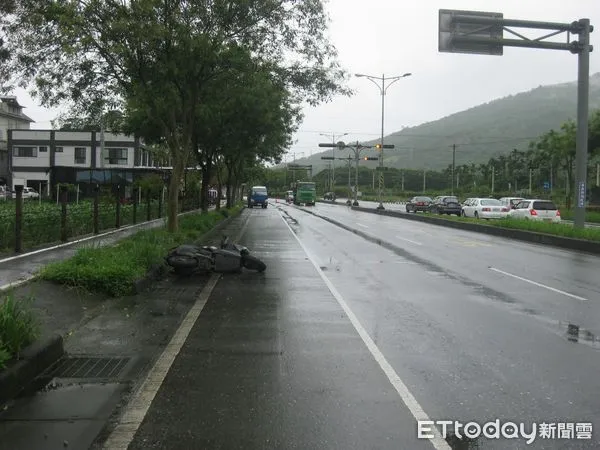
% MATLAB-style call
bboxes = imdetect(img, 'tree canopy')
[1,0,350,229]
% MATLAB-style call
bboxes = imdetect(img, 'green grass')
[38,205,243,297]
[0,294,39,369]
[425,214,600,241]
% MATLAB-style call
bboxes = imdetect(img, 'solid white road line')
[395,235,423,246]
[489,267,588,301]
[356,222,369,228]
[279,211,450,450]
[102,213,251,449]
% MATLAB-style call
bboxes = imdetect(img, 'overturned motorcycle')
[165,236,267,275]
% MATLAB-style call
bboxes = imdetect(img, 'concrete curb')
[350,205,600,255]
[133,206,246,293]
[0,334,64,406]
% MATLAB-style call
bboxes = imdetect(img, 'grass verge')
[38,205,243,297]
[0,294,39,369]
[420,214,600,241]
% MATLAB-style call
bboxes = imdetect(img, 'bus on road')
[294,181,316,206]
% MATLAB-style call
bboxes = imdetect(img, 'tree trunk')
[225,160,234,208]
[167,156,185,232]
[200,160,213,212]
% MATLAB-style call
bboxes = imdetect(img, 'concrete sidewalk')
[106,206,435,450]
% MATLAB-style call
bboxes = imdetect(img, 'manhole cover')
[44,357,131,379]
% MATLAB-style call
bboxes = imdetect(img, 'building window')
[105,148,128,165]
[55,146,64,152]
[39,146,48,152]
[74,147,86,164]
[134,148,141,166]
[142,150,148,167]
[13,146,37,157]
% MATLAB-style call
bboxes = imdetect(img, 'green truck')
[293,181,316,206]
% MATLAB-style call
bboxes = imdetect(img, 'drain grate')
[44,357,131,379]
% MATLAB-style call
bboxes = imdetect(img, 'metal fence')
[0,186,206,255]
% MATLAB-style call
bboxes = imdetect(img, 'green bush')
[39,205,243,297]
[0,294,39,369]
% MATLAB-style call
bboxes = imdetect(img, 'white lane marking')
[489,267,588,301]
[395,235,422,246]
[0,275,36,292]
[279,211,450,450]
[102,213,251,449]
[356,223,369,228]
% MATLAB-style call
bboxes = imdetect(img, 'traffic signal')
[363,157,378,161]
[321,156,335,160]
[375,143,395,149]
[375,144,382,150]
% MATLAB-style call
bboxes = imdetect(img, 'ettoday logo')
[418,420,593,445]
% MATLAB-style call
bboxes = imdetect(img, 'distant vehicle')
[323,191,336,201]
[510,199,561,223]
[286,190,294,203]
[405,196,432,213]
[248,186,268,208]
[294,181,316,206]
[499,197,524,210]
[12,187,39,199]
[428,196,462,215]
[462,198,509,219]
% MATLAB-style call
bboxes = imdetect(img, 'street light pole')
[355,72,412,210]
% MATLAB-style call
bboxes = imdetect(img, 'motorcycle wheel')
[242,255,266,272]
[167,255,198,269]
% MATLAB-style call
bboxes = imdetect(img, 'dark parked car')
[429,196,462,215]
[405,196,432,213]
[323,192,336,200]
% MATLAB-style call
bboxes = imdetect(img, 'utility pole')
[491,167,495,194]
[529,167,533,195]
[401,171,405,191]
[596,162,599,187]
[451,143,456,195]
[423,169,426,193]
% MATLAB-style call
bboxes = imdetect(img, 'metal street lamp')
[355,72,411,210]
[320,132,348,193]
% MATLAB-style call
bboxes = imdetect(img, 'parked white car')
[510,199,561,223]
[462,198,510,219]
[12,187,40,199]
[499,197,524,211]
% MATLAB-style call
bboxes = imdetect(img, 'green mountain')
[291,72,600,172]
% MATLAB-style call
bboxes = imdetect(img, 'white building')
[0,97,34,185]
[7,129,170,197]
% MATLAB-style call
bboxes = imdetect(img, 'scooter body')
[165,236,266,275]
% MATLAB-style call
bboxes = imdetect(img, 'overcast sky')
[15,0,600,162]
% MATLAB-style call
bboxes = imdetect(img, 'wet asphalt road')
[124,204,600,449]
